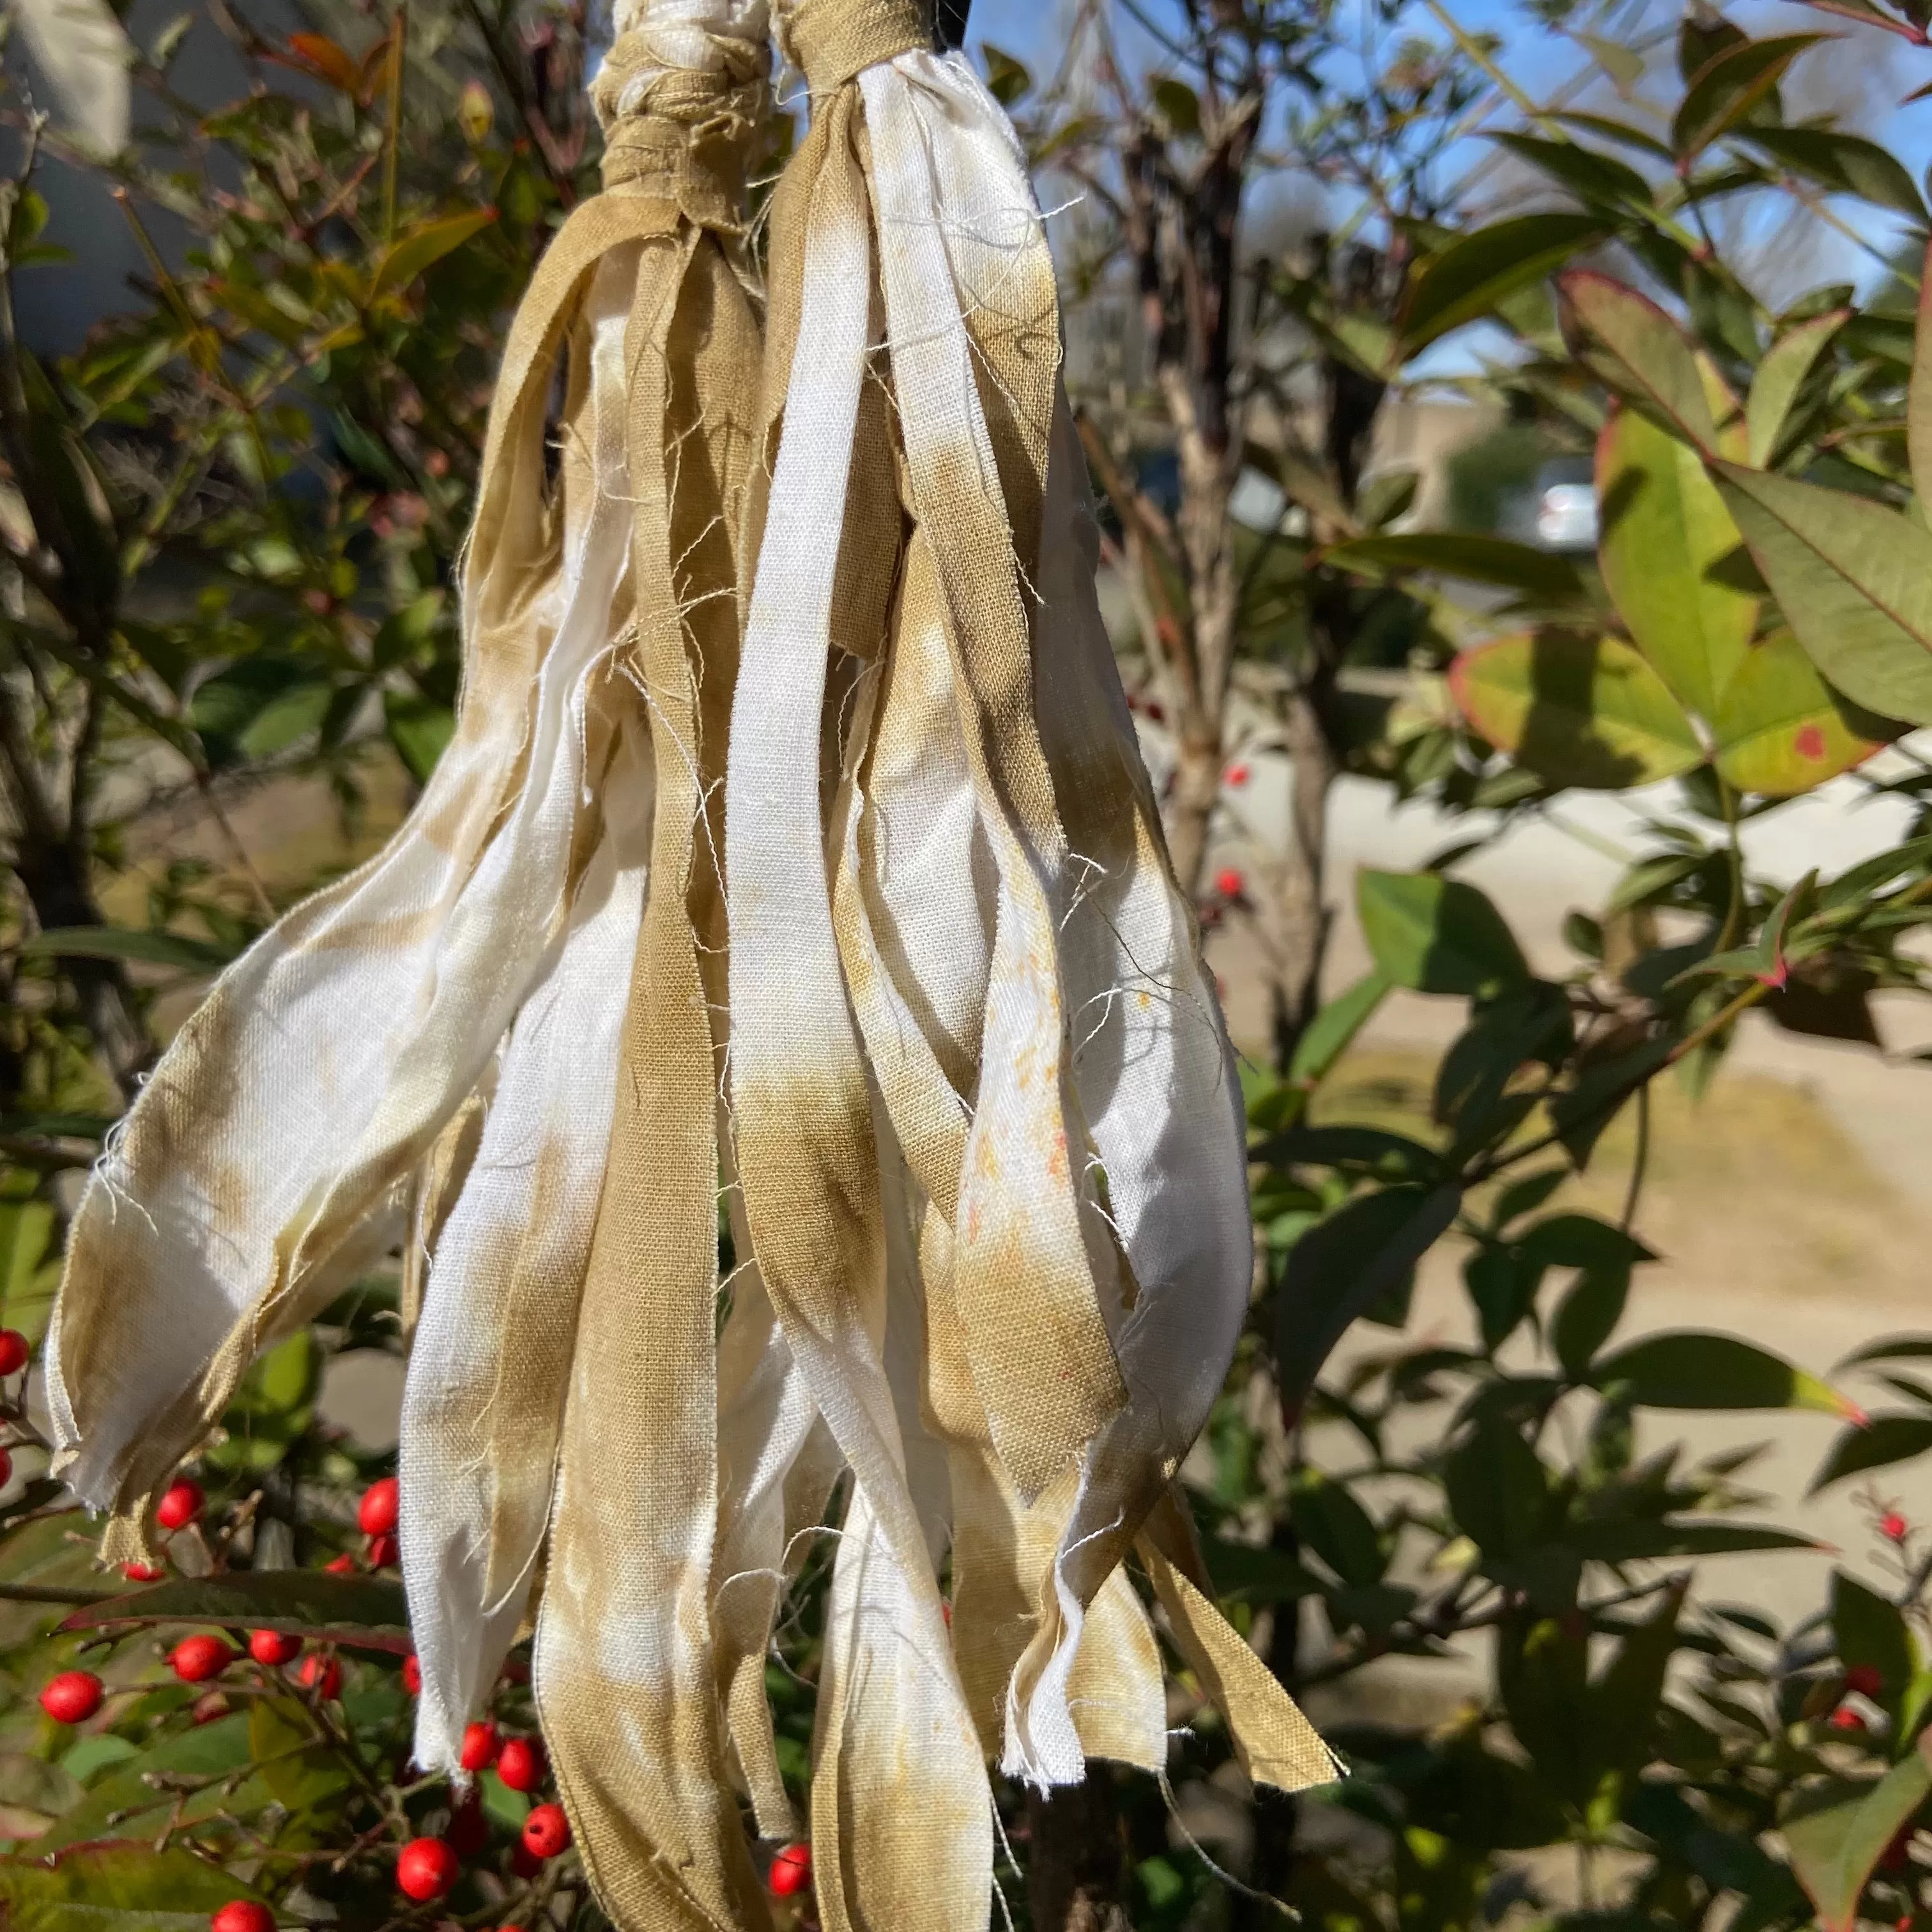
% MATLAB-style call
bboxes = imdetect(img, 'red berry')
[447,1793,490,1855]
[1846,1664,1885,1698]
[522,1802,570,1860]
[122,1561,165,1582]
[156,1480,204,1531]
[249,1629,301,1667]
[39,1670,103,1723]
[402,1653,422,1695]
[496,1735,544,1791]
[510,1842,542,1879]
[170,1636,234,1683]
[459,1721,500,1772]
[769,1841,812,1897]
[1214,866,1245,900]
[358,1476,399,1535]
[210,1905,275,1932]
[1829,1703,1865,1732]
[0,1448,14,1489]
[365,1531,399,1568]
[0,1330,29,1376]
[323,1552,356,1575]
[1224,762,1250,788]
[394,1835,458,1901]
[298,1652,342,1700]
[1883,1511,1910,1542]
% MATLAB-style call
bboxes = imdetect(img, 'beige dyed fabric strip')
[537,221,771,1932]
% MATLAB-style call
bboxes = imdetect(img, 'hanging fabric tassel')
[725,4,1337,1919]
[47,182,659,1561]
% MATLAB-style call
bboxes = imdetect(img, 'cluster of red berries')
[393,1803,571,1899]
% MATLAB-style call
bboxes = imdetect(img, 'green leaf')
[1671,35,1823,164]
[1563,1517,1818,1561]
[1747,308,1850,468]
[1489,132,1650,210]
[1744,125,1927,220]
[1257,1124,1438,1179]
[1289,1469,1386,1587]
[1551,1264,1630,1379]
[1711,630,1889,797]
[1560,271,1717,451]
[1593,1330,1859,1418]
[1595,1580,1687,1781]
[1837,1334,1932,1370]
[1811,1414,1932,1493]
[1833,1569,1915,1694]
[61,1569,411,1652]
[36,1717,261,1852]
[1912,234,1932,515]
[191,654,334,765]
[210,1329,319,1474]
[19,926,236,972]
[1552,111,1673,162]
[1275,1183,1464,1422]
[1710,461,1932,726]
[385,689,455,784]
[1357,870,1529,995]
[1285,969,1392,1090]
[1449,631,1704,791]
[1784,1735,1932,1932]
[1321,531,1584,602]
[371,587,447,670]
[0,1840,268,1924]
[979,42,1031,105]
[1150,77,1198,135]
[367,207,498,303]
[250,1692,355,1815]
[1200,1535,1326,1607]
[1597,404,1758,719]
[1398,213,1610,354]
[1448,1424,1551,1560]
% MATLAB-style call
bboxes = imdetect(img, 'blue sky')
[960,0,1931,314]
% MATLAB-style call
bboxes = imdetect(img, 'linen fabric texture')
[42,0,1337,1919]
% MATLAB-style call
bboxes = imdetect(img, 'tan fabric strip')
[785,0,930,91]
[538,226,769,1932]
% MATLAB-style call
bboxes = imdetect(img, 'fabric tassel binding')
[43,0,1340,1920]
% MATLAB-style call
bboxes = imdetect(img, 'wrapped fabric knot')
[781,0,929,92]
[593,0,769,223]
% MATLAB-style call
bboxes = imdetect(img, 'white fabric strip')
[401,709,654,1778]
[725,99,988,1928]
[48,258,639,1511]
[859,51,1128,1506]
[1004,408,1252,1785]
